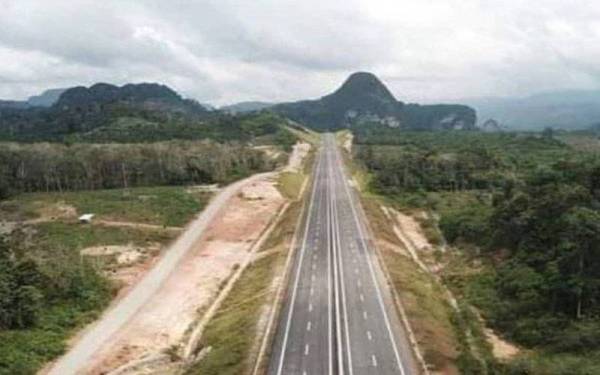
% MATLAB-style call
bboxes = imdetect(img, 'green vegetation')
[353,129,600,372]
[15,186,210,227]
[0,184,184,374]
[0,140,275,198]
[277,172,305,200]
[0,234,112,374]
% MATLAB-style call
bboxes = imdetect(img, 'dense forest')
[353,127,600,372]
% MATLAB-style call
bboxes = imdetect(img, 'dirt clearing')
[80,173,285,373]
[284,142,310,173]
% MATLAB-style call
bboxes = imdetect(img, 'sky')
[1,0,600,106]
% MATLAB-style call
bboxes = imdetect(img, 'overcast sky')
[1,0,600,105]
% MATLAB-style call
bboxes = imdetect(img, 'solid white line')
[326,147,333,375]
[328,145,345,375]
[275,149,323,375]
[334,138,407,375]
[331,143,354,375]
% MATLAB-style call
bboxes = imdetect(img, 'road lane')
[268,134,417,375]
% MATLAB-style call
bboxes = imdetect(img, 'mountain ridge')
[272,72,477,131]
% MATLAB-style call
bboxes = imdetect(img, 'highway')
[268,134,417,375]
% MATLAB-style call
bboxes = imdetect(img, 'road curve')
[267,134,418,375]
[47,172,273,375]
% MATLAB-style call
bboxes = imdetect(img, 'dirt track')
[46,172,284,375]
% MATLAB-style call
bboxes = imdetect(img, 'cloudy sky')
[1,0,600,105]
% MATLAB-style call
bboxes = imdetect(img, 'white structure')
[78,214,95,223]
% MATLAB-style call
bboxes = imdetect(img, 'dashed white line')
[371,355,378,367]
[359,293,364,302]
[309,303,313,312]
[307,321,312,331]
[363,311,368,320]
[367,331,372,341]
[305,344,310,356]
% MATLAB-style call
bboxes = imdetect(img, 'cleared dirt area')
[284,142,310,173]
[81,173,285,374]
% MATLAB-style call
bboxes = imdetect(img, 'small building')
[78,214,95,224]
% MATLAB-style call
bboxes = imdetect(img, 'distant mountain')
[27,88,66,107]
[220,101,275,114]
[0,82,212,141]
[0,100,28,109]
[272,72,477,131]
[0,88,66,109]
[466,90,600,131]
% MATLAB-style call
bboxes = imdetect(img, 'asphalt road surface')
[268,134,418,375]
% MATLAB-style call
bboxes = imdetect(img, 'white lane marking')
[328,146,346,375]
[357,280,361,287]
[311,274,316,281]
[312,263,316,270]
[334,138,406,375]
[309,303,313,312]
[367,331,372,341]
[307,321,312,331]
[305,344,310,356]
[330,160,353,375]
[354,268,359,274]
[275,149,323,375]
[372,355,378,367]
[360,293,364,302]
[363,311,368,320]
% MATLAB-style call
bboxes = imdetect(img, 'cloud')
[0,0,600,105]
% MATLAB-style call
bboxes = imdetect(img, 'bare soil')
[284,142,310,173]
[83,174,284,373]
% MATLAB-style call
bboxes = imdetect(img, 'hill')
[0,83,215,141]
[466,89,600,130]
[272,72,477,131]
[27,88,67,107]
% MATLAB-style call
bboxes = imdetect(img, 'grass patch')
[27,221,174,255]
[13,186,211,227]
[276,172,305,200]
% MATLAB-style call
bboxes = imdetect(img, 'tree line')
[0,140,274,199]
